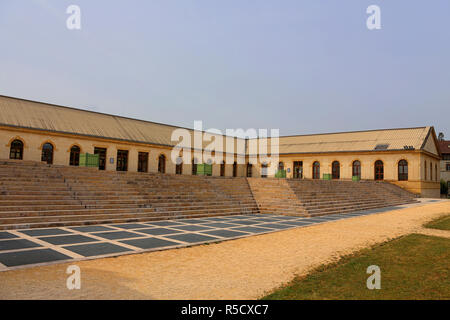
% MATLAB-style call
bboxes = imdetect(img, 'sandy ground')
[0,201,449,300]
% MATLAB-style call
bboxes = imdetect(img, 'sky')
[0,0,449,137]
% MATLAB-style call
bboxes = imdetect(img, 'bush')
[441,179,449,195]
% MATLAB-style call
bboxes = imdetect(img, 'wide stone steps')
[0,160,419,229]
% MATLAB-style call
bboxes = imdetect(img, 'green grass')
[424,215,450,231]
[262,234,450,300]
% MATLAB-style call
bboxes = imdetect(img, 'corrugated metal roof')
[0,95,243,153]
[249,127,432,154]
[0,95,434,156]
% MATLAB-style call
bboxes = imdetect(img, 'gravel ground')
[0,201,449,300]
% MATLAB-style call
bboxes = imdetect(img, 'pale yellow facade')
[0,95,442,198]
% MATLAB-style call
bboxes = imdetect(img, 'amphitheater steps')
[0,159,419,229]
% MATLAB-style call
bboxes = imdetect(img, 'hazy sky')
[0,1,449,137]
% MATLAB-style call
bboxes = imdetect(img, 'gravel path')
[1,201,449,300]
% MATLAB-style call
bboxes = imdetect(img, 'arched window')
[278,162,284,171]
[158,154,166,173]
[312,161,320,179]
[192,158,197,175]
[398,160,408,181]
[352,160,361,178]
[246,163,253,177]
[332,161,340,179]
[374,160,384,180]
[220,161,225,177]
[233,162,237,177]
[41,143,54,164]
[176,157,183,175]
[69,145,80,166]
[9,139,23,160]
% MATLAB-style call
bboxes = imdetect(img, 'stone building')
[0,95,442,197]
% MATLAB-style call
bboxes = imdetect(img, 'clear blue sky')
[0,0,449,136]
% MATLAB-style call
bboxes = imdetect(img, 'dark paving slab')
[302,218,327,223]
[226,220,262,226]
[178,219,211,224]
[110,223,151,230]
[224,215,255,220]
[279,220,317,226]
[0,248,71,267]
[201,217,234,222]
[19,228,72,237]
[231,226,275,233]
[121,237,180,250]
[308,216,343,221]
[0,239,41,251]
[200,229,249,238]
[249,218,284,223]
[247,214,271,218]
[165,233,220,244]
[202,222,241,229]
[63,242,132,257]
[136,228,183,236]
[170,225,213,232]
[93,231,143,240]
[0,232,18,240]
[68,225,116,233]
[270,216,302,220]
[38,234,98,246]
[257,223,295,230]
[144,221,186,227]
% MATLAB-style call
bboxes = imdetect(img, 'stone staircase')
[248,178,418,217]
[247,178,307,216]
[0,159,419,230]
[0,160,259,230]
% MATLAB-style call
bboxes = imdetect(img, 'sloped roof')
[249,127,435,155]
[439,140,450,154]
[0,95,437,156]
[0,95,243,154]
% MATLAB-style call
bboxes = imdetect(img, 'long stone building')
[0,95,442,197]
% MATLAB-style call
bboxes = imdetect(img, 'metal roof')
[0,95,436,156]
[0,95,243,154]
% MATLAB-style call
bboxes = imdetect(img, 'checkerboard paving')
[0,205,409,270]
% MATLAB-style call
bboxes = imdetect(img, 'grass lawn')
[424,214,450,231]
[262,234,450,300]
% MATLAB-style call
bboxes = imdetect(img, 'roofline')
[255,126,430,140]
[0,94,245,140]
[0,94,433,142]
